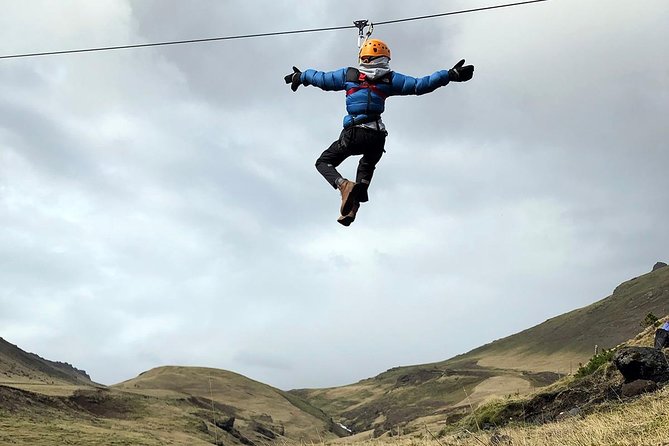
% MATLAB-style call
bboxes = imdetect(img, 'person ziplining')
[285,31,474,226]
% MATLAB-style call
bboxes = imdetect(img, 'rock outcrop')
[621,379,658,397]
[652,262,668,272]
[613,347,669,383]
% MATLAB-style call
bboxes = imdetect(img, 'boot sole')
[341,183,363,216]
[337,214,355,226]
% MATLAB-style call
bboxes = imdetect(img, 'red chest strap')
[346,73,388,99]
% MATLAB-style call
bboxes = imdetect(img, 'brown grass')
[2,383,100,397]
[296,268,669,434]
[452,376,531,409]
[114,366,334,441]
[322,386,669,446]
[3,383,668,445]
[0,389,216,445]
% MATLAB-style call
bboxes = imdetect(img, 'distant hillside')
[291,264,669,436]
[114,366,338,442]
[451,313,669,443]
[0,358,336,445]
[0,383,289,445]
[1,264,667,444]
[0,337,96,392]
[457,264,669,372]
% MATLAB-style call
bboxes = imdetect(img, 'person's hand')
[284,66,303,91]
[448,59,474,82]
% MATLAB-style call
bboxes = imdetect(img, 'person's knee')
[359,160,377,172]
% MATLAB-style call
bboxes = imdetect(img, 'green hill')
[453,264,669,371]
[113,366,337,442]
[0,342,338,444]
[0,383,273,445]
[1,362,337,445]
[291,264,669,436]
[0,337,98,395]
[2,264,667,444]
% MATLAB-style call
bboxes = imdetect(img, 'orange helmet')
[359,39,391,60]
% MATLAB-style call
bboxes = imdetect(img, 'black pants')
[315,126,386,203]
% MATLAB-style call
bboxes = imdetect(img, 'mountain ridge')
[1,262,667,442]
[290,263,669,435]
[0,336,95,388]
[113,365,339,442]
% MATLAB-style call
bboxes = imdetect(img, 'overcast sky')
[1,0,667,390]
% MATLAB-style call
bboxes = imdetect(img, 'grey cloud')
[0,101,101,181]
[0,0,667,390]
[234,351,292,372]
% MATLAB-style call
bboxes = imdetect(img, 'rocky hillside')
[458,314,669,433]
[1,263,667,444]
[462,262,669,372]
[0,337,95,388]
[0,384,290,445]
[113,366,339,443]
[1,363,341,445]
[291,263,669,436]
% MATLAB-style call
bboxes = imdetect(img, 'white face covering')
[358,56,391,80]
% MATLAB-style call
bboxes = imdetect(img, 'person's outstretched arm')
[284,66,347,92]
[390,59,474,96]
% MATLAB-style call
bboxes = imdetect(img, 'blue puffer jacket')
[301,67,451,128]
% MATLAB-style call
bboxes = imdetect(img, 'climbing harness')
[345,68,389,99]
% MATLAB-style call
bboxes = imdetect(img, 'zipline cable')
[0,0,549,60]
[373,0,549,26]
[0,24,354,60]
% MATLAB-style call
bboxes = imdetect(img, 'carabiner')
[354,19,370,48]
[365,23,374,40]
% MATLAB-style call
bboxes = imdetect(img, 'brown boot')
[337,202,359,227]
[337,179,361,215]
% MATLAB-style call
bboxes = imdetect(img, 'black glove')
[448,59,474,82]
[284,66,303,92]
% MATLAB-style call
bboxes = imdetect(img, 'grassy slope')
[113,366,335,442]
[2,267,667,444]
[0,337,99,395]
[0,364,335,446]
[330,386,669,446]
[0,385,232,445]
[441,315,669,445]
[461,265,669,371]
[292,266,669,434]
[291,360,513,434]
[470,387,669,446]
